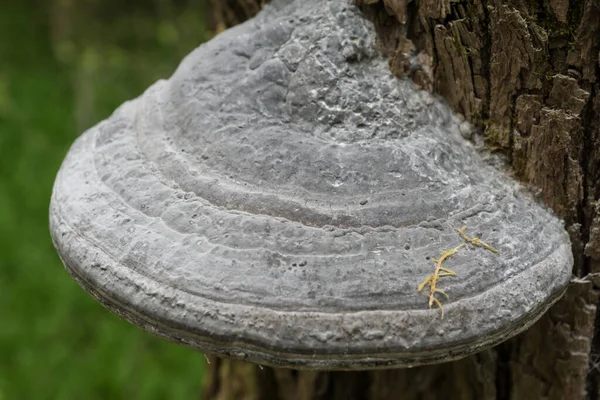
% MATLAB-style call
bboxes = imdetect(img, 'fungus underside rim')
[51,200,569,368]
[64,260,567,369]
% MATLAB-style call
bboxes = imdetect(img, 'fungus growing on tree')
[50,0,573,370]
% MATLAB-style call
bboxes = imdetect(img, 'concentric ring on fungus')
[49,0,573,370]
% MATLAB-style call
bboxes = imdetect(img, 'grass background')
[0,1,216,398]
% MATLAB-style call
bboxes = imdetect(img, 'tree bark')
[209,0,267,31]
[204,0,600,398]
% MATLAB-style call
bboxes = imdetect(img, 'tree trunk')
[209,0,267,31]
[204,0,600,399]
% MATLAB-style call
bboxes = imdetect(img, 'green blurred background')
[0,1,220,398]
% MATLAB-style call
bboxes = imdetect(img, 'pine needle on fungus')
[418,226,499,319]
[456,226,498,253]
[418,244,465,319]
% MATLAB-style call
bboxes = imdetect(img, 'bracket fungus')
[49,0,573,370]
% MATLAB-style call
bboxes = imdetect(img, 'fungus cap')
[50,0,573,370]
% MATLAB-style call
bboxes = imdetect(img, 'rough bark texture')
[204,0,600,398]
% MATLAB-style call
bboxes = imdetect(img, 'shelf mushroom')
[49,0,573,370]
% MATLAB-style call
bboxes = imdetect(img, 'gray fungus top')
[50,0,573,369]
